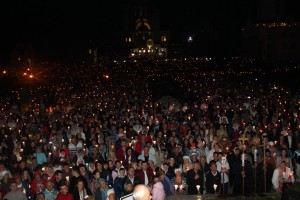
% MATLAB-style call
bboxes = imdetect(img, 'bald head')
[133,184,151,200]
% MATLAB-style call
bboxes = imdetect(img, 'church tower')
[124,0,167,58]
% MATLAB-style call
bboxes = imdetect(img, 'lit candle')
[213,184,217,192]
[196,185,200,191]
[289,172,293,179]
[61,139,64,143]
[153,140,156,145]
[66,176,70,182]
[242,153,245,166]
[254,149,257,162]
[179,185,183,190]
[175,185,178,191]
[274,141,277,145]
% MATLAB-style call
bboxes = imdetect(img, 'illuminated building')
[123,0,168,58]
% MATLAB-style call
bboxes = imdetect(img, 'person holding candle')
[180,156,193,175]
[272,161,294,193]
[171,168,187,194]
[205,162,221,194]
[186,161,204,195]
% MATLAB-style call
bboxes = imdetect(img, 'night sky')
[0,0,299,64]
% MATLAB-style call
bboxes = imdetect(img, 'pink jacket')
[152,182,165,200]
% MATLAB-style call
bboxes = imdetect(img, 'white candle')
[213,184,217,192]
[179,185,183,190]
[254,149,257,162]
[242,153,245,166]
[175,185,178,191]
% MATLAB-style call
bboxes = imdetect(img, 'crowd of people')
[0,58,300,200]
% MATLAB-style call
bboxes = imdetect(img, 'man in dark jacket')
[205,161,221,194]
[186,161,204,195]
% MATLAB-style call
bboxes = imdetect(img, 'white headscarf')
[106,189,115,200]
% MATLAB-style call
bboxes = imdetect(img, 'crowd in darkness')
[0,58,300,200]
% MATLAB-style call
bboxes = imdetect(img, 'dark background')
[0,0,299,64]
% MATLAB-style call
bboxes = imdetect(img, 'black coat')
[73,187,92,200]
[205,171,221,194]
[186,169,204,195]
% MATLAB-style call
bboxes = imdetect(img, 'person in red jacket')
[135,133,152,155]
[56,182,73,200]
[136,161,154,186]
[116,140,127,162]
[31,171,47,196]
